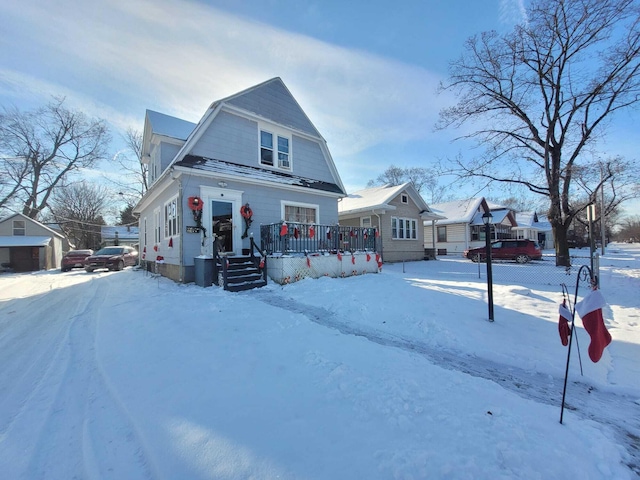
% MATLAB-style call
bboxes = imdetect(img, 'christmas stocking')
[558,302,572,346]
[575,289,612,363]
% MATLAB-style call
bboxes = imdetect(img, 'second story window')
[13,220,26,236]
[260,130,291,170]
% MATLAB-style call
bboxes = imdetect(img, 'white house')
[513,211,554,249]
[424,198,517,255]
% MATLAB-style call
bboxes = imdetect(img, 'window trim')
[258,122,292,171]
[154,208,161,244]
[401,194,408,204]
[143,217,148,248]
[164,196,179,239]
[391,216,418,240]
[437,225,447,243]
[13,220,26,236]
[281,200,319,224]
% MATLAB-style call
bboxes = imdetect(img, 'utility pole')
[600,167,606,256]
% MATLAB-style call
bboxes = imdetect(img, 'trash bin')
[194,256,213,287]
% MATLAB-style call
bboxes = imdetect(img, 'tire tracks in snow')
[251,289,640,475]
[0,275,159,480]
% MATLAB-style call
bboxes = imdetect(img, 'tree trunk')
[553,222,571,267]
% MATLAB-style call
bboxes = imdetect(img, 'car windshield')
[94,247,124,255]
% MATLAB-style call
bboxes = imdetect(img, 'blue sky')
[0,0,637,214]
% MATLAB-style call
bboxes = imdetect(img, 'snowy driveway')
[0,248,638,479]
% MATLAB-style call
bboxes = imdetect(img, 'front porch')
[259,223,382,285]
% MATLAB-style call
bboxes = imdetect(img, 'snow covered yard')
[0,244,638,479]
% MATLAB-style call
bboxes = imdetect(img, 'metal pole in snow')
[560,265,592,424]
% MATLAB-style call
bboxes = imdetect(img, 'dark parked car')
[464,240,542,264]
[84,246,139,272]
[61,249,94,272]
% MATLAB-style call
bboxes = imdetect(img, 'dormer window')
[260,129,291,170]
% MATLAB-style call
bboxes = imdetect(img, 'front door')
[212,200,233,253]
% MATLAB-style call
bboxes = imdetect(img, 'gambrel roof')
[138,77,347,204]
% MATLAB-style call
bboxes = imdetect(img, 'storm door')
[212,200,234,253]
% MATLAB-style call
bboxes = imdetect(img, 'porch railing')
[260,223,379,255]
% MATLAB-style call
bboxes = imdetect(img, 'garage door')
[11,247,40,272]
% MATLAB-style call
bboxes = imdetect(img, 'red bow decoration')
[294,227,299,239]
[188,196,203,211]
[337,252,342,261]
[280,222,288,236]
[351,254,355,264]
[309,226,315,238]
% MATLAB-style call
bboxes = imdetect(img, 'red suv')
[464,240,542,264]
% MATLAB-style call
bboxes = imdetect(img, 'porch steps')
[218,256,267,292]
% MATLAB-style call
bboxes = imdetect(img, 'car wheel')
[116,260,124,271]
[515,254,530,264]
[470,255,479,263]
[85,268,94,273]
[61,267,69,272]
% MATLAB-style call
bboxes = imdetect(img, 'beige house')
[424,198,517,256]
[0,213,65,272]
[338,183,444,262]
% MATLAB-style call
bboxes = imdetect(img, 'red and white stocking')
[575,289,612,363]
[558,302,572,346]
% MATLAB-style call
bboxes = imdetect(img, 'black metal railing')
[212,235,224,288]
[249,234,268,284]
[260,223,378,255]
[212,234,268,288]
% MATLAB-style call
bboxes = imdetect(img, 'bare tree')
[49,182,109,249]
[366,165,448,202]
[614,215,640,241]
[437,0,640,265]
[104,128,147,205]
[0,98,110,219]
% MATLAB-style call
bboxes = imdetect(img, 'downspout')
[178,176,184,282]
[432,219,437,259]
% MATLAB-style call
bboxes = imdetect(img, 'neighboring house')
[424,198,517,255]
[101,226,140,247]
[0,213,65,272]
[338,183,444,262]
[134,77,349,286]
[513,211,554,249]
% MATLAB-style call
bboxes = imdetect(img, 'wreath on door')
[241,203,253,239]
[188,196,207,245]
